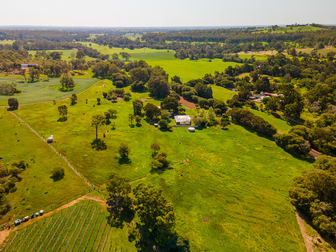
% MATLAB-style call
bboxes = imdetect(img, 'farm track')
[9,111,93,188]
[3,231,17,252]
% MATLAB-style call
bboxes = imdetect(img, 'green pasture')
[2,200,134,251]
[81,42,241,81]
[0,40,14,45]
[0,78,97,105]
[0,110,88,224]
[12,80,311,251]
[255,26,324,34]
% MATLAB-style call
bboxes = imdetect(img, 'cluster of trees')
[91,25,336,61]
[275,112,336,157]
[229,108,277,137]
[0,83,20,96]
[103,88,131,102]
[106,174,189,250]
[132,95,186,130]
[290,156,336,239]
[92,59,171,99]
[0,161,28,215]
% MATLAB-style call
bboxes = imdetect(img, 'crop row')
[2,200,134,252]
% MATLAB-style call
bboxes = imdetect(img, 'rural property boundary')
[9,111,93,188]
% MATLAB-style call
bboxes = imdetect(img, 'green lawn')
[212,85,236,102]
[82,42,241,82]
[0,110,88,224]
[13,80,311,251]
[2,199,134,251]
[0,78,97,105]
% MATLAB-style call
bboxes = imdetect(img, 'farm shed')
[21,64,38,70]
[47,135,54,143]
[174,115,191,126]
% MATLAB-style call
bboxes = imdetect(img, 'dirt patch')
[295,209,314,252]
[0,229,10,245]
[179,97,196,109]
[309,149,322,159]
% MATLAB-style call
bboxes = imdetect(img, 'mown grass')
[0,110,88,225]
[0,78,97,105]
[2,200,134,251]
[82,42,241,82]
[12,80,312,251]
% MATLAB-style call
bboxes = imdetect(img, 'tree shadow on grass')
[57,117,67,122]
[118,157,131,165]
[150,166,173,175]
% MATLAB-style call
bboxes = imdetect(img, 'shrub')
[158,119,170,130]
[119,143,130,162]
[91,138,107,151]
[8,98,19,110]
[151,152,169,171]
[51,168,65,181]
[151,143,160,157]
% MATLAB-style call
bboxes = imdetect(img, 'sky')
[1,0,335,27]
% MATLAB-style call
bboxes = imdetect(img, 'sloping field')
[1,200,134,252]
[81,42,241,82]
[0,110,88,224]
[13,80,312,251]
[0,78,97,105]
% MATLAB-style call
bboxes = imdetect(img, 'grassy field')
[0,40,14,45]
[1,199,134,251]
[255,26,324,34]
[0,110,88,224]
[212,85,236,102]
[82,42,241,82]
[10,79,312,251]
[0,78,97,105]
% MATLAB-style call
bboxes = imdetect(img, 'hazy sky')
[1,0,335,27]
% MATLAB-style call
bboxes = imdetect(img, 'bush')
[151,152,169,171]
[51,168,64,181]
[91,138,107,151]
[229,108,276,137]
[8,98,19,110]
[119,143,130,161]
[158,119,170,130]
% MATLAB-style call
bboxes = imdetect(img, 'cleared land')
[82,42,241,81]
[0,78,97,105]
[10,79,311,251]
[0,110,88,224]
[1,199,134,251]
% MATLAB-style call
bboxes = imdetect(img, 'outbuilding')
[47,135,54,144]
[188,127,195,132]
[174,115,191,126]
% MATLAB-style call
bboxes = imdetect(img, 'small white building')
[47,135,54,144]
[174,115,191,126]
